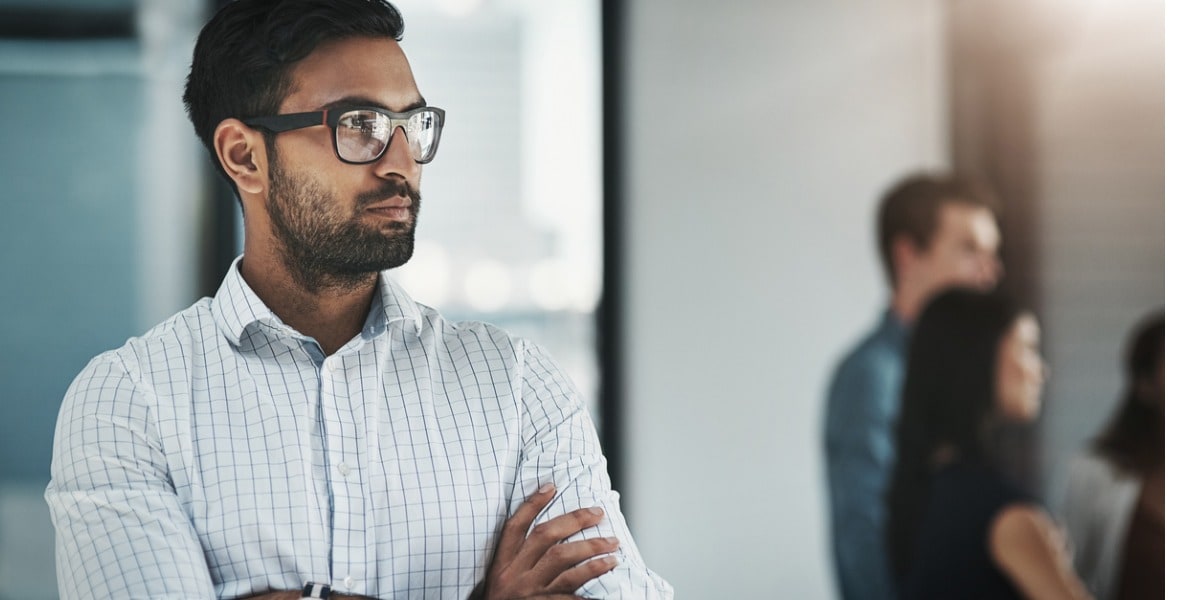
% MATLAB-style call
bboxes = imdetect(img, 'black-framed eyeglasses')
[244,105,446,165]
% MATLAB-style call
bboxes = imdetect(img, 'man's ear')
[892,234,920,277]
[213,118,268,196]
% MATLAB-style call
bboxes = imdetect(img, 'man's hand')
[475,483,620,600]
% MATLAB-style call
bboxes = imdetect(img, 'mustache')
[356,180,421,209]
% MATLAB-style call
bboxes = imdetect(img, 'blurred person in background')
[43,1,671,598]
[824,173,1002,600]
[1059,312,1164,599]
[886,289,1090,599]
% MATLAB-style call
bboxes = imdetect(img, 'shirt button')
[343,576,355,588]
[338,462,351,476]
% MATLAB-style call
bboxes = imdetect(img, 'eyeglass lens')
[336,109,442,163]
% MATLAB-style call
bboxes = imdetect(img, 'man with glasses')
[44,1,672,599]
[823,173,1002,600]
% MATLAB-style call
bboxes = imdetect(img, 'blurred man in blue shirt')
[824,173,1003,600]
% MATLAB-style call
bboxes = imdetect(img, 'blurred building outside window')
[386,0,605,419]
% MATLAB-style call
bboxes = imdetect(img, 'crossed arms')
[45,340,667,599]
[238,484,619,600]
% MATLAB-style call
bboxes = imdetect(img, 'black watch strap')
[302,582,332,599]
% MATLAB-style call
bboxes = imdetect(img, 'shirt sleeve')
[823,353,898,600]
[1056,452,1138,600]
[45,352,216,600]
[1057,455,1100,585]
[509,340,674,599]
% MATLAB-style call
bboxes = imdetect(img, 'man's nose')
[372,125,419,179]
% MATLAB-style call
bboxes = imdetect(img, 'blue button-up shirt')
[46,259,672,599]
[824,310,908,600]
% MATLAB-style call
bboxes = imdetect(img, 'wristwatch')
[302,582,332,599]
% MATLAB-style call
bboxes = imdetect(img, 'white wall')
[622,2,948,597]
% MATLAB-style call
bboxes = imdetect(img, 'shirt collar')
[212,257,425,347]
[374,268,425,336]
[880,308,910,346]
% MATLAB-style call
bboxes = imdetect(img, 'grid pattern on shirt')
[45,262,673,599]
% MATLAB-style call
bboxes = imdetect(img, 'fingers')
[534,537,620,592]
[513,507,607,573]
[495,482,557,567]
[487,483,615,599]
[544,551,621,593]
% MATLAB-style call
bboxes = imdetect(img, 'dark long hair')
[886,288,1025,580]
[1093,312,1164,474]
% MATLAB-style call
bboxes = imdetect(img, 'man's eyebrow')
[322,95,428,112]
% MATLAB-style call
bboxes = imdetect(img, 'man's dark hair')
[183,0,405,196]
[885,288,1025,580]
[876,173,1000,287]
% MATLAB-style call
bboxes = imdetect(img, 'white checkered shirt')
[46,259,672,599]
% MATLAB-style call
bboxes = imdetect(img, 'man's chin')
[379,220,413,232]
[326,229,415,273]
[364,248,415,272]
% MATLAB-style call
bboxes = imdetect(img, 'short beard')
[265,154,420,294]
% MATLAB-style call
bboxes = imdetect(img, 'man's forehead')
[938,201,996,226]
[935,202,999,241]
[279,36,422,113]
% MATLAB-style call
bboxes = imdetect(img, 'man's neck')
[889,286,922,326]
[240,250,378,355]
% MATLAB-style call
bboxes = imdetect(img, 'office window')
[389,0,605,417]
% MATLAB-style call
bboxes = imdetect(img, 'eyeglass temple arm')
[242,111,327,133]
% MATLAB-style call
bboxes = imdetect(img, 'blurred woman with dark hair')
[887,289,1090,599]
[1059,313,1164,599]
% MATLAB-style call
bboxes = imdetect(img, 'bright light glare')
[528,259,571,311]
[432,0,485,18]
[393,241,452,307]
[463,259,514,312]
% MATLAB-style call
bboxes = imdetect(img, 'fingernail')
[588,507,604,516]
[605,536,620,545]
[537,483,554,494]
[602,555,620,567]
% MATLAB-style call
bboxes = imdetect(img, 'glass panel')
[0,38,154,600]
[389,0,604,419]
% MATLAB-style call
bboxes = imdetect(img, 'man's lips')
[364,198,413,221]
[367,206,410,220]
